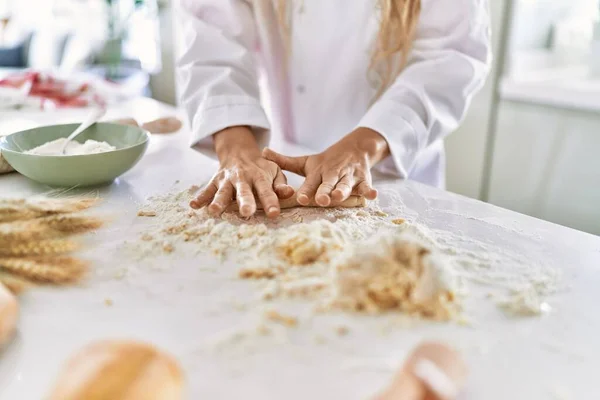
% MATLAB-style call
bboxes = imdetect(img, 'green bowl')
[0,122,149,187]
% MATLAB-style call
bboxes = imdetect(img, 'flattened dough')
[226,195,366,212]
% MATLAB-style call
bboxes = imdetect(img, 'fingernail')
[267,206,278,215]
[317,195,330,206]
[297,194,309,204]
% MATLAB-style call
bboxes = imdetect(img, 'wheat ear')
[0,238,79,257]
[0,257,88,284]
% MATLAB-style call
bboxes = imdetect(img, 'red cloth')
[0,71,105,109]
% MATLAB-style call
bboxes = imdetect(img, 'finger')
[315,173,339,207]
[296,174,321,206]
[331,174,354,203]
[254,176,280,218]
[190,181,218,209]
[273,170,294,199]
[235,181,256,218]
[355,180,378,200]
[262,148,307,176]
[208,181,234,216]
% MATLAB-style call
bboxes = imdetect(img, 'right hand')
[189,126,294,218]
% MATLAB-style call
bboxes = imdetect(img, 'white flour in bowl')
[25,138,116,156]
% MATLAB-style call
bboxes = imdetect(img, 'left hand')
[263,128,390,206]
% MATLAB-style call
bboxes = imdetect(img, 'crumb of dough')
[457,315,473,327]
[327,233,459,320]
[391,218,406,225]
[162,242,175,254]
[104,298,113,306]
[336,325,350,336]
[374,210,388,217]
[265,310,298,327]
[163,224,188,235]
[137,210,157,217]
[141,233,153,241]
[256,324,271,336]
[238,267,277,280]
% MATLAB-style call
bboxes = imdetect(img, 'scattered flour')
[124,186,560,321]
[25,138,116,156]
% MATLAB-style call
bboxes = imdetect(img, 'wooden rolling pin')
[373,342,467,400]
[109,117,182,134]
[0,282,18,348]
[48,340,184,400]
[226,194,367,212]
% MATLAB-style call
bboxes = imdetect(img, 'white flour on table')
[118,185,560,322]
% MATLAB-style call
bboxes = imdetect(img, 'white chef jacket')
[177,0,491,188]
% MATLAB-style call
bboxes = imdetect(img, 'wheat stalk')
[0,198,99,223]
[0,196,101,294]
[0,215,103,242]
[0,257,88,284]
[26,198,99,214]
[39,214,103,234]
[0,238,79,257]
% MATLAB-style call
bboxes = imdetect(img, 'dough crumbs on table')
[104,298,113,306]
[124,186,561,326]
[137,210,157,217]
[265,310,298,327]
[162,242,175,254]
[326,233,460,320]
[238,267,278,280]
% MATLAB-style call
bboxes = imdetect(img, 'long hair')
[274,0,422,100]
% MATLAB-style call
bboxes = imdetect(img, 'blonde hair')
[275,0,421,99]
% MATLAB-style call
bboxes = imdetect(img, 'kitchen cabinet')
[445,0,507,198]
[488,100,600,235]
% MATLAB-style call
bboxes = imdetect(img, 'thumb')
[262,148,307,176]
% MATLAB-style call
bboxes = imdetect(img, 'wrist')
[214,126,261,161]
[347,127,390,165]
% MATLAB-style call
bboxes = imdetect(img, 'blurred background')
[0,0,598,235]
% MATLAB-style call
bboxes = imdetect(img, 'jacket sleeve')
[358,0,492,178]
[177,0,270,159]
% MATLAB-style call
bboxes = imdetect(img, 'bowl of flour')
[0,122,149,187]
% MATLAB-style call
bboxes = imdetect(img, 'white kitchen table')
[0,98,599,400]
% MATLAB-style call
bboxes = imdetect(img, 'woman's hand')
[263,128,390,206]
[190,126,294,218]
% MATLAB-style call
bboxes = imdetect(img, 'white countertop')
[0,99,599,400]
[500,65,600,113]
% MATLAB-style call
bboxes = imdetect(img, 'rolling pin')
[48,340,184,400]
[109,117,182,134]
[373,342,467,400]
[226,194,367,212]
[0,282,18,348]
